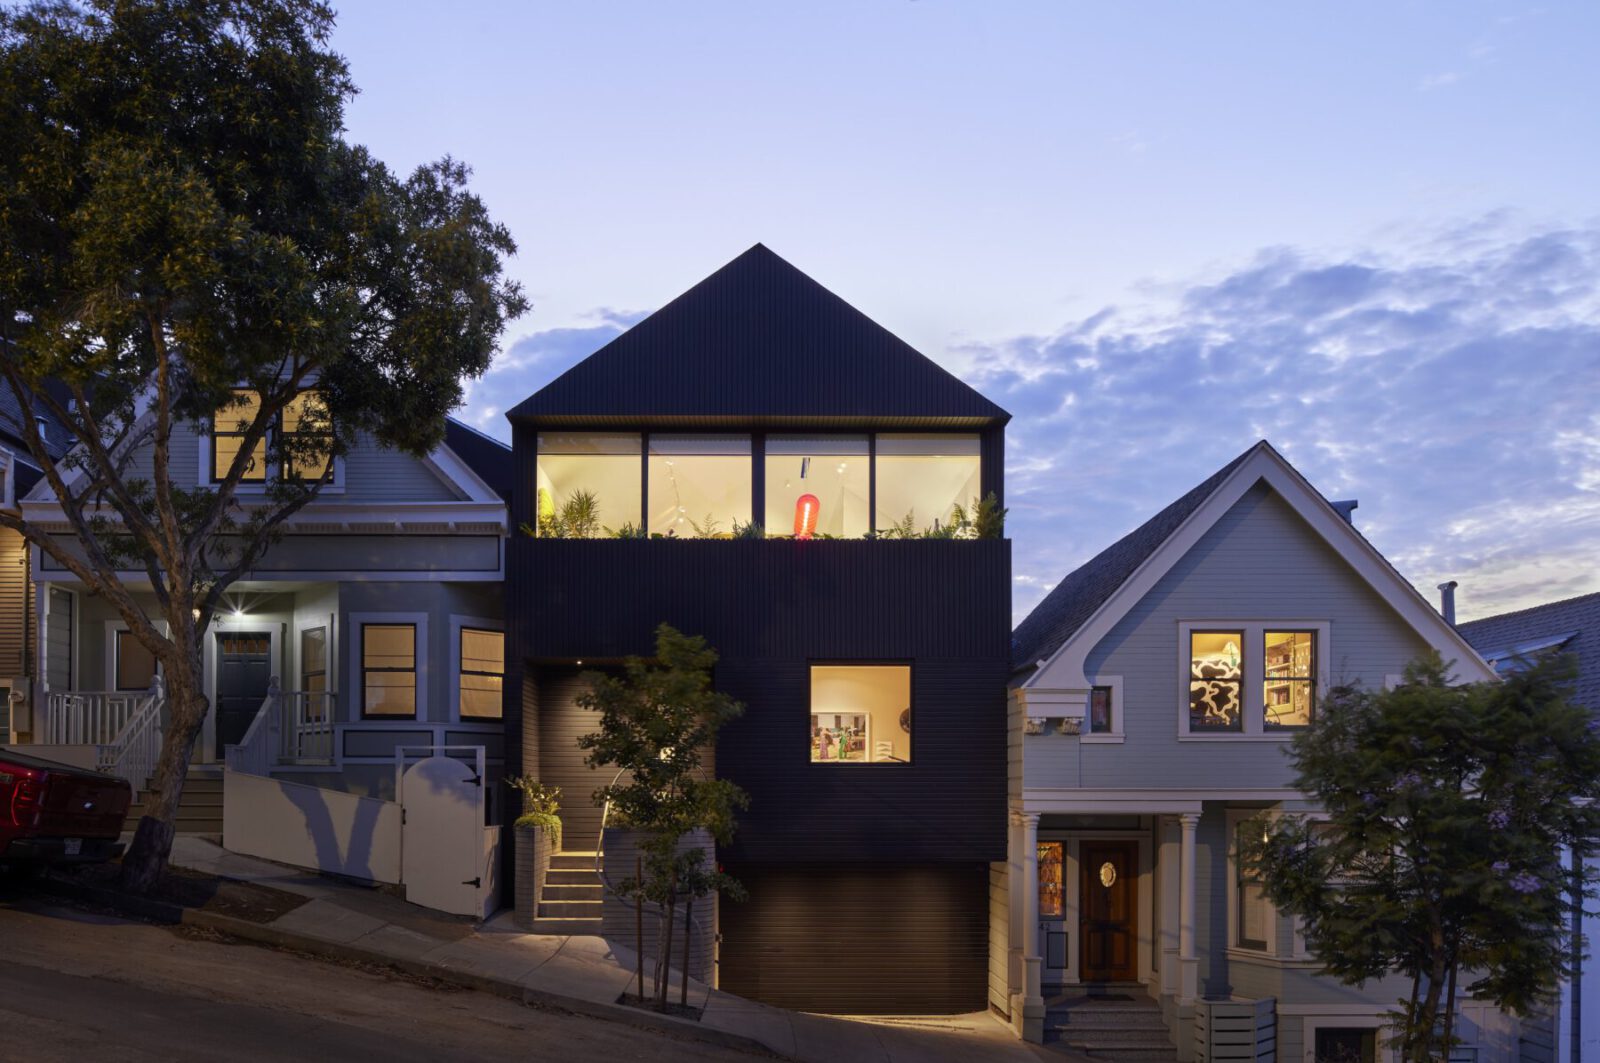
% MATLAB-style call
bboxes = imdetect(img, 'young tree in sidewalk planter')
[1240,654,1600,1063]
[577,624,748,1011]
[0,0,526,893]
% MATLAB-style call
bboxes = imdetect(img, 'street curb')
[35,874,184,924]
[180,909,784,1059]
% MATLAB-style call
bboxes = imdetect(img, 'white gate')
[397,746,497,918]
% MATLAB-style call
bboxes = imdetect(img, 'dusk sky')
[330,1,1599,624]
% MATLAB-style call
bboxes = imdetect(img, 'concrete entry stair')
[136,767,224,836]
[1046,987,1177,1062]
[534,850,602,935]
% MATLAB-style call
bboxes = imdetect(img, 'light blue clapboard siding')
[119,422,462,501]
[1067,481,1432,791]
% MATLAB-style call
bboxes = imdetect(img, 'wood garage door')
[719,863,987,1014]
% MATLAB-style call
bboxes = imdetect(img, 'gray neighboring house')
[9,405,510,843]
[995,440,1525,1062]
[1461,592,1600,1063]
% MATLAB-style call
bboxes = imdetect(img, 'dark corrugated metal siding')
[510,539,1010,865]
[508,245,1010,426]
[719,863,989,1014]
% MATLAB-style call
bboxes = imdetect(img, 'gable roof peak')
[507,246,1009,427]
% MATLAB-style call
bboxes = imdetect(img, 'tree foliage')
[1241,653,1600,1062]
[577,624,748,1009]
[0,0,527,889]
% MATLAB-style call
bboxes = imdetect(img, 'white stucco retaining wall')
[223,769,401,884]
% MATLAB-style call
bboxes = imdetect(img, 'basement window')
[810,664,911,764]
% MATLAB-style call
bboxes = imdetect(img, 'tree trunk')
[657,872,677,1011]
[1413,952,1448,1063]
[119,670,207,894]
[1404,972,1422,1063]
[1439,961,1458,1063]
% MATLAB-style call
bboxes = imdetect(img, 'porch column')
[1160,816,1181,998]
[1015,811,1046,1043]
[1178,812,1200,1005]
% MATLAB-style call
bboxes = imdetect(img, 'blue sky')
[330,2,1600,623]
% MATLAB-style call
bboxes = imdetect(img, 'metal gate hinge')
[462,877,481,887]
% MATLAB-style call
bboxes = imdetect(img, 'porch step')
[540,883,603,901]
[536,899,601,919]
[1049,990,1174,1063]
[548,851,600,871]
[528,916,602,935]
[135,770,225,835]
[545,868,602,886]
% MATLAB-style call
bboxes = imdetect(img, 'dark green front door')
[215,633,271,757]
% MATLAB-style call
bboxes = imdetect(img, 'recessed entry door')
[1080,839,1137,982]
[215,633,272,757]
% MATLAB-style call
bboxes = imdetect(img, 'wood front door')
[1080,840,1137,982]
[215,633,272,757]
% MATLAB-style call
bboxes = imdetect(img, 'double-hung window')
[1189,631,1244,732]
[212,389,267,482]
[281,390,333,481]
[458,628,504,720]
[362,624,417,718]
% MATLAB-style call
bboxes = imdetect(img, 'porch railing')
[280,691,336,764]
[43,690,151,746]
[224,684,336,775]
[41,685,166,790]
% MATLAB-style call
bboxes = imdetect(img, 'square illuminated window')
[648,435,752,538]
[1263,630,1315,729]
[1189,631,1243,731]
[535,433,642,538]
[810,664,911,763]
[764,436,869,538]
[874,434,980,535]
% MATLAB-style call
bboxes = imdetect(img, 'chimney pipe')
[1437,580,1458,625]
[1330,499,1358,525]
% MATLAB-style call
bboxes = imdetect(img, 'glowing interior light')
[794,493,820,539]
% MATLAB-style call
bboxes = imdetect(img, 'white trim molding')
[1022,442,1499,695]
[347,611,430,723]
[446,614,504,723]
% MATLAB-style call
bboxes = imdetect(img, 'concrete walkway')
[170,839,1042,1063]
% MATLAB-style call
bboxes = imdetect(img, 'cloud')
[1419,71,1462,91]
[456,309,648,440]
[962,216,1600,625]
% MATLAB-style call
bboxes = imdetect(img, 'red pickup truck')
[0,750,133,866]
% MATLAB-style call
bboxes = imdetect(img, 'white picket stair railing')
[44,681,166,790]
[224,683,336,775]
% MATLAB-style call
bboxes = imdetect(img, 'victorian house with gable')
[998,442,1520,1062]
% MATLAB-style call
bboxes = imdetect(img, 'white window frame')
[199,389,345,494]
[448,614,503,724]
[348,611,428,722]
[1294,1011,1399,1063]
[1178,620,1330,740]
[1226,808,1278,957]
[104,619,169,692]
[1081,675,1124,743]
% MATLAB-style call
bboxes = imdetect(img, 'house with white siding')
[995,441,1518,1062]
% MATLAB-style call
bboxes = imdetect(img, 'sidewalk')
[169,838,1042,1063]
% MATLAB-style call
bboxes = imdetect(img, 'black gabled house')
[505,244,1011,1014]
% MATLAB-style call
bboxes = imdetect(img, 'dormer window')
[212,389,267,482]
